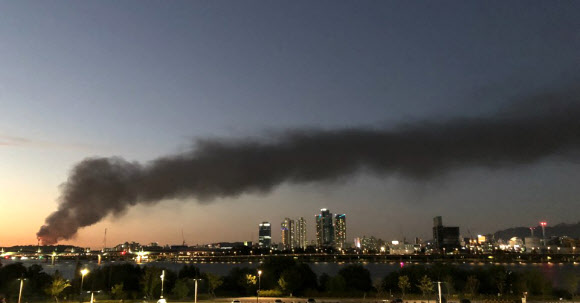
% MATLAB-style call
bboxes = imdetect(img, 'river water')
[4,259,579,287]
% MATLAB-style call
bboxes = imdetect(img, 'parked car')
[275,300,283,303]
[307,299,316,303]
[232,300,241,303]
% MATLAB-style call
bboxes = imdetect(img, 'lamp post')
[160,270,165,299]
[192,279,202,303]
[18,278,26,303]
[256,270,262,303]
[80,269,89,303]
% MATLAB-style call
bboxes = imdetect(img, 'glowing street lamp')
[80,269,89,303]
[18,278,26,303]
[192,278,202,303]
[256,270,262,303]
[160,270,165,298]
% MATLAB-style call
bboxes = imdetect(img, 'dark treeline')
[0,260,578,302]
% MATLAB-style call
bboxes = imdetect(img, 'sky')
[1,1,579,248]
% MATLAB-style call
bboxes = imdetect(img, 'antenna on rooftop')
[103,228,107,252]
[182,228,186,246]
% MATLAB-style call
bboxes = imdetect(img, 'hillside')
[494,221,580,241]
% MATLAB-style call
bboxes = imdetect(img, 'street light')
[80,269,89,303]
[18,278,26,303]
[160,270,165,299]
[88,290,101,303]
[192,279,202,303]
[256,270,262,303]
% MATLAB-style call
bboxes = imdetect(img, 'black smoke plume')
[37,91,580,244]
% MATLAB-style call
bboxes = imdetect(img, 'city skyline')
[1,1,579,247]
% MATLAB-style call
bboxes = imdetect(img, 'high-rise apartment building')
[295,217,307,249]
[334,214,346,249]
[316,208,334,247]
[281,218,295,250]
[258,222,271,248]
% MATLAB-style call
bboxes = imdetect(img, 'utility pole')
[437,281,442,303]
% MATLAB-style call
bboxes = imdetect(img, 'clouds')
[0,135,31,146]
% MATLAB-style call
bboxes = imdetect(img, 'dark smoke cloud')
[37,91,580,244]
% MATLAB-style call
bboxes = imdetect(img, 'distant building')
[115,241,142,252]
[296,217,307,249]
[354,237,361,249]
[360,236,381,251]
[390,242,416,255]
[432,216,460,252]
[281,218,295,250]
[316,208,334,247]
[258,222,272,248]
[524,237,541,252]
[477,234,487,244]
[334,214,347,249]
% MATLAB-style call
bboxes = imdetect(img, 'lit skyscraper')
[258,222,271,248]
[316,208,334,247]
[334,214,346,249]
[281,218,294,250]
[295,217,307,249]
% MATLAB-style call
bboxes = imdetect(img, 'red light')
[4,256,9,259]
[540,222,547,226]
[400,262,404,268]
[121,251,126,255]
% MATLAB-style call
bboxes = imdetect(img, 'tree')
[464,276,479,298]
[443,275,455,298]
[242,274,257,295]
[245,274,257,286]
[417,275,434,300]
[326,275,347,294]
[278,268,302,295]
[399,275,411,298]
[337,264,372,292]
[205,273,223,297]
[111,283,126,302]
[178,265,201,279]
[45,275,70,303]
[374,278,385,299]
[495,271,507,296]
[140,267,162,299]
[318,273,330,292]
[172,279,189,300]
[278,277,288,293]
[563,273,579,300]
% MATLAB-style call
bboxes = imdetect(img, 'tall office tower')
[433,216,443,227]
[258,222,272,248]
[315,208,334,247]
[432,216,460,251]
[295,217,307,249]
[281,218,295,250]
[334,214,347,249]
